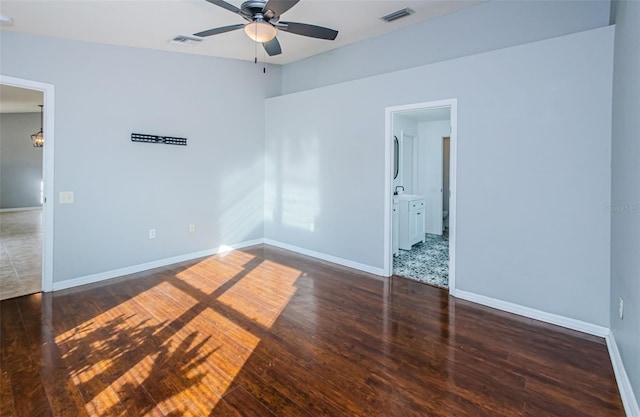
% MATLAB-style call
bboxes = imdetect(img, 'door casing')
[384,98,458,295]
[1,75,55,292]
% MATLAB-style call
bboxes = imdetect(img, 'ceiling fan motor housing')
[242,1,274,21]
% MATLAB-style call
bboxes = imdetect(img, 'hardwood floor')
[0,245,624,416]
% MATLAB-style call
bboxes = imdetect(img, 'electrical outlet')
[149,229,156,239]
[619,297,624,319]
[189,224,195,233]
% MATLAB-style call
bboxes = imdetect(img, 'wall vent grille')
[381,7,415,22]
[169,35,203,46]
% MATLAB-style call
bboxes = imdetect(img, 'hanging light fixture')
[31,104,44,148]
[244,17,276,43]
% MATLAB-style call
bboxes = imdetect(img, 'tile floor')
[393,232,449,288]
[0,209,42,300]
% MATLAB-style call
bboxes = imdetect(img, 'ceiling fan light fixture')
[244,21,276,43]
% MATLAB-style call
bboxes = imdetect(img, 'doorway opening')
[1,75,55,296]
[384,99,457,293]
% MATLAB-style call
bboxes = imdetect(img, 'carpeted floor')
[393,232,449,288]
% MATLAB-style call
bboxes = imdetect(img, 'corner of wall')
[606,331,640,417]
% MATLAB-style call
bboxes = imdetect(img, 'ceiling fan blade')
[194,23,244,37]
[262,0,299,19]
[263,37,282,56]
[279,22,338,40]
[204,0,244,15]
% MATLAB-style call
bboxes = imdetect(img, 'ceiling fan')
[194,0,338,57]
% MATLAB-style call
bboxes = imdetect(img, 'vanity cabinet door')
[408,210,418,243]
[415,209,425,244]
[399,197,426,250]
[408,209,425,244]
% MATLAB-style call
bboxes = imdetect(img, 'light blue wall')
[1,33,281,283]
[610,0,640,406]
[0,113,43,209]
[281,0,611,94]
[266,26,614,326]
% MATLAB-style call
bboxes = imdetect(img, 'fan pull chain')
[254,23,258,66]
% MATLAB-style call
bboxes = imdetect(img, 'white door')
[422,129,444,235]
[443,137,450,229]
[401,132,415,194]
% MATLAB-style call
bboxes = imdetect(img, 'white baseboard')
[51,237,385,292]
[0,206,42,213]
[263,238,385,276]
[454,289,610,337]
[606,332,640,417]
[52,238,264,291]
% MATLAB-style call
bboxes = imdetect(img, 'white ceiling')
[0,0,483,65]
[0,85,43,113]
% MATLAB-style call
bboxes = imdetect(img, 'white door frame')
[1,75,55,292]
[384,98,458,295]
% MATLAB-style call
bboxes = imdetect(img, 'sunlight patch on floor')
[53,249,301,416]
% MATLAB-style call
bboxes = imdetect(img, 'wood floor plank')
[0,369,16,417]
[1,298,54,417]
[221,386,276,417]
[222,368,313,417]
[0,244,626,416]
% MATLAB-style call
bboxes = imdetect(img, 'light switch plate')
[59,191,74,204]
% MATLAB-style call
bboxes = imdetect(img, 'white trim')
[384,98,458,296]
[383,107,393,277]
[264,238,385,276]
[606,332,640,417]
[52,239,264,291]
[0,75,55,292]
[455,289,610,337]
[448,100,458,293]
[0,206,42,213]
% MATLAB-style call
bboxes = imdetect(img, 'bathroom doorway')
[384,99,457,293]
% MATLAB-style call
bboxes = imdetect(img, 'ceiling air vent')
[169,35,203,46]
[381,7,415,23]
[0,14,14,26]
